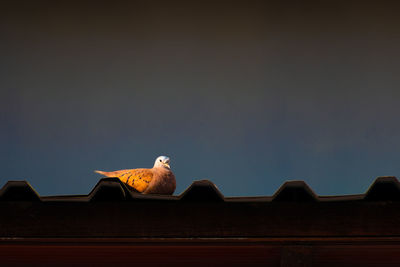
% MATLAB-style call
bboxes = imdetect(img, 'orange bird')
[95,156,176,195]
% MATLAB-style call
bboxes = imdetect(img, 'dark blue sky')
[1,1,400,196]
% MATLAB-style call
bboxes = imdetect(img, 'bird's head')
[154,156,171,169]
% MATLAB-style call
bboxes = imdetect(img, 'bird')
[94,156,176,195]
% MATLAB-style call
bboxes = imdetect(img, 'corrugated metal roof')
[1,176,398,202]
[0,176,399,239]
[2,176,400,265]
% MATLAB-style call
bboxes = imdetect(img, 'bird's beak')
[163,162,170,169]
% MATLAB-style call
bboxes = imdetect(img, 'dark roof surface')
[1,176,400,238]
[0,176,398,202]
[2,176,400,266]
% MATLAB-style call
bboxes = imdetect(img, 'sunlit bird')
[95,156,176,195]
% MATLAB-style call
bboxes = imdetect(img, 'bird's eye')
[159,159,162,162]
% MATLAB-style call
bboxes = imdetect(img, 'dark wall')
[1,1,400,196]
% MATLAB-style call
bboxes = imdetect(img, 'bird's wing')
[95,168,153,193]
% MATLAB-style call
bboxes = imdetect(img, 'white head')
[153,155,171,169]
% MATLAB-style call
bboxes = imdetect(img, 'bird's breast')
[144,168,176,195]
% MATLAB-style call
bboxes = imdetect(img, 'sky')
[1,0,400,196]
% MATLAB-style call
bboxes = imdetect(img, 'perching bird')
[95,156,176,195]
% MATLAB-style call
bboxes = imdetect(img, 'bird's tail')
[94,170,107,176]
